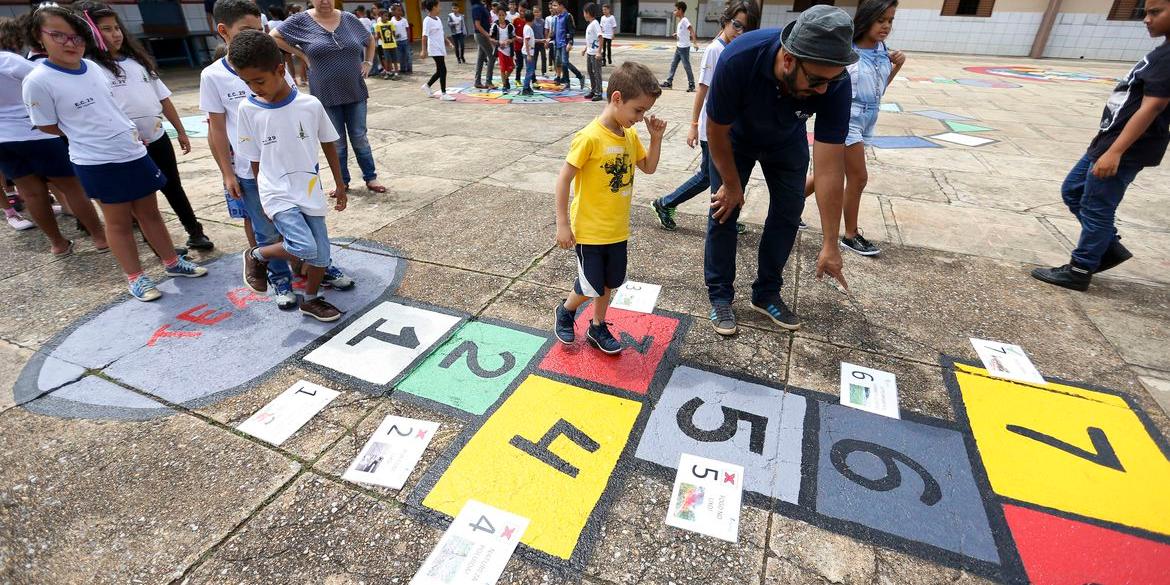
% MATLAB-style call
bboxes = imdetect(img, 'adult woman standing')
[271,0,387,193]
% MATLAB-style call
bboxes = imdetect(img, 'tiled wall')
[1042,13,1159,61]
[886,9,1043,56]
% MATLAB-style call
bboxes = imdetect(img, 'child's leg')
[303,264,326,297]
[97,201,144,276]
[437,56,448,93]
[1069,163,1140,270]
[681,48,694,86]
[1061,154,1093,220]
[592,287,612,325]
[842,143,867,238]
[146,135,206,242]
[49,177,106,247]
[130,194,181,264]
[11,176,70,252]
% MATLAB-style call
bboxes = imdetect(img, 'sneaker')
[420,83,434,98]
[381,72,392,80]
[186,234,214,251]
[686,84,695,92]
[6,213,34,231]
[660,80,672,89]
[651,198,677,231]
[1095,240,1133,274]
[440,94,456,101]
[751,298,801,331]
[322,265,356,290]
[840,233,880,256]
[591,94,603,102]
[128,273,162,302]
[709,304,737,336]
[300,296,342,322]
[165,256,209,278]
[586,321,622,354]
[798,220,808,231]
[1031,264,1091,292]
[51,204,62,216]
[577,76,585,89]
[243,247,268,293]
[272,280,297,310]
[736,222,748,234]
[554,301,576,344]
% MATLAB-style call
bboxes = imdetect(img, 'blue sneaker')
[164,256,208,278]
[128,273,161,302]
[272,280,297,311]
[586,321,622,354]
[554,301,576,344]
[709,304,737,336]
[322,265,355,290]
[751,298,801,331]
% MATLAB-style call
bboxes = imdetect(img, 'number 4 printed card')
[343,415,439,490]
[411,499,530,585]
[665,453,745,543]
[970,338,1046,385]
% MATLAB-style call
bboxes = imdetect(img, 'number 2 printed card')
[665,453,745,543]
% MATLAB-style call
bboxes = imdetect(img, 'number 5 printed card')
[411,500,530,585]
[665,453,745,543]
[343,415,439,490]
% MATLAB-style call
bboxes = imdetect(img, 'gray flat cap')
[780,5,858,66]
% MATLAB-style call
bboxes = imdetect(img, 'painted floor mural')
[448,77,604,105]
[15,246,1169,584]
[964,66,1121,84]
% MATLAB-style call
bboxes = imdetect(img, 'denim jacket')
[848,41,892,107]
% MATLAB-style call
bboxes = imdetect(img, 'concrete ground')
[2,38,1169,584]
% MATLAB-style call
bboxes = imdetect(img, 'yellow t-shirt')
[566,118,647,245]
[375,21,397,49]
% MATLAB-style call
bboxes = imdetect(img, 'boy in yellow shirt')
[374,10,398,79]
[554,62,666,354]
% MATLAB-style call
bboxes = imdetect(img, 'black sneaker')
[798,220,808,231]
[186,234,214,251]
[709,304,737,336]
[686,84,695,92]
[736,222,747,234]
[1096,240,1133,274]
[577,76,586,89]
[586,321,622,354]
[591,94,603,102]
[751,298,801,331]
[1031,264,1091,291]
[651,198,677,231]
[660,80,672,89]
[554,301,576,344]
[840,233,880,256]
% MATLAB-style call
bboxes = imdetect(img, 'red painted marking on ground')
[538,306,678,395]
[176,304,232,326]
[147,324,203,347]
[226,287,271,309]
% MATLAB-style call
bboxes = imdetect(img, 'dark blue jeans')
[666,46,694,86]
[705,141,808,305]
[324,100,377,185]
[524,51,536,91]
[660,140,709,208]
[557,44,581,86]
[397,42,413,73]
[1062,153,1142,270]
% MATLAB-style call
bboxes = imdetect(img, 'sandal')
[365,181,387,194]
[52,239,75,258]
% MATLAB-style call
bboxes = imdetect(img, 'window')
[1107,0,1144,20]
[792,0,834,12]
[941,0,995,17]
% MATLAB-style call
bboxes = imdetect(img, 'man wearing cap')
[703,5,856,336]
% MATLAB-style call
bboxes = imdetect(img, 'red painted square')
[1004,504,1170,585]
[538,305,679,395]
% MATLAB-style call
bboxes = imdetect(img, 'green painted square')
[397,321,547,415]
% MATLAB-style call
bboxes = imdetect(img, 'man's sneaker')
[272,280,297,310]
[751,298,802,331]
[660,80,672,89]
[1031,264,1091,292]
[736,222,747,234]
[840,233,880,256]
[243,247,268,293]
[554,301,576,344]
[1096,240,1133,274]
[440,94,456,101]
[6,213,34,230]
[686,84,695,92]
[586,321,622,354]
[165,256,208,278]
[798,220,808,231]
[709,304,737,336]
[651,199,677,231]
[128,273,162,302]
[591,94,603,102]
[322,266,355,290]
[186,234,214,251]
[300,296,342,322]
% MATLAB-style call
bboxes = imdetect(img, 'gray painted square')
[634,366,806,503]
[816,403,1000,563]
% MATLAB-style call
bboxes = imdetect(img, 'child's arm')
[33,124,63,137]
[637,115,667,174]
[689,22,696,45]
[250,160,260,178]
[206,112,242,198]
[554,162,579,249]
[887,50,905,87]
[1093,94,1170,178]
[687,83,708,148]
[159,97,190,154]
[322,141,348,211]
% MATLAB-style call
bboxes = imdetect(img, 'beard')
[779,68,806,100]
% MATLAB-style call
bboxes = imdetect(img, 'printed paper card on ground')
[665,453,744,543]
[839,362,900,419]
[609,281,662,314]
[343,415,439,490]
[411,499,529,585]
[929,132,995,147]
[237,380,340,445]
[970,338,1046,385]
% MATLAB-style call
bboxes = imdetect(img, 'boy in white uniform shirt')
[521,8,536,95]
[660,0,695,91]
[600,4,616,66]
[582,3,603,101]
[392,5,413,74]
[230,30,349,322]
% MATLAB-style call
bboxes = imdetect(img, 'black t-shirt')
[1088,42,1170,168]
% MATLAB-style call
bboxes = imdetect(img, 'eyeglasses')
[42,29,86,47]
[798,60,848,88]
[730,19,744,30]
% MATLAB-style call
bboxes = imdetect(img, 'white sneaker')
[420,83,434,98]
[6,213,34,231]
[440,94,456,101]
[51,204,62,216]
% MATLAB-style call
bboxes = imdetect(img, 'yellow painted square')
[422,375,641,559]
[955,364,1170,536]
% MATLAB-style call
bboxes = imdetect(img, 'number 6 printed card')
[343,415,439,490]
[665,453,745,543]
[411,500,530,585]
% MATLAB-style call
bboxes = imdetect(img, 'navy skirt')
[73,155,167,204]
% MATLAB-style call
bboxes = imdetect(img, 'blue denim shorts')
[846,101,880,146]
[272,208,331,268]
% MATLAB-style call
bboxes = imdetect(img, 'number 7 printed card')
[970,338,1046,385]
[665,453,745,543]
[411,500,530,585]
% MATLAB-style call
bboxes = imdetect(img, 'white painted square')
[237,380,340,445]
[411,500,529,585]
[839,362,900,419]
[304,302,461,385]
[609,281,662,314]
[344,415,439,490]
[970,338,1047,385]
[665,453,744,543]
[929,132,996,147]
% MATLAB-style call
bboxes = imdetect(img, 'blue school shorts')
[73,155,166,204]
[573,241,627,298]
[0,137,74,180]
[846,101,880,147]
[272,208,332,268]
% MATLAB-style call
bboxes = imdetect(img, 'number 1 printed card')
[411,500,530,585]
[343,415,439,490]
[970,338,1046,385]
[665,453,744,543]
[237,380,339,446]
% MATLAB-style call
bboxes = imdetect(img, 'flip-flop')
[52,239,75,258]
[365,182,387,193]
[95,246,110,254]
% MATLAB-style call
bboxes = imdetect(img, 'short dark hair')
[0,16,24,52]
[607,61,661,101]
[675,2,687,12]
[723,0,761,31]
[213,0,262,28]
[584,2,600,19]
[228,28,282,71]
[422,0,438,11]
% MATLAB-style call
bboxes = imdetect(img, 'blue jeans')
[1062,153,1142,270]
[272,209,331,268]
[524,51,536,91]
[556,44,581,85]
[705,141,808,305]
[236,176,293,287]
[397,42,412,72]
[324,100,377,185]
[660,140,709,208]
[666,46,694,86]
